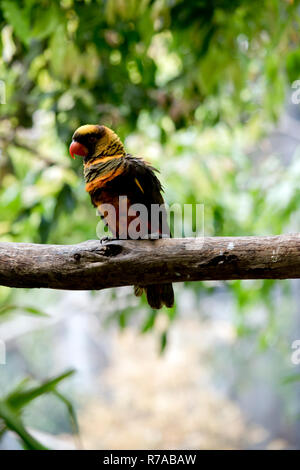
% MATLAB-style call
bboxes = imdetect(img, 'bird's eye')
[89,136,97,143]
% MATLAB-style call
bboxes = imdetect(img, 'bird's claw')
[100,236,116,244]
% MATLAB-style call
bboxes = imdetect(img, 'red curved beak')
[69,141,88,159]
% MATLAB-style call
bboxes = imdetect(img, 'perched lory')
[69,124,174,309]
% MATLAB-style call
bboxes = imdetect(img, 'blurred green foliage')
[0,369,77,449]
[0,0,300,448]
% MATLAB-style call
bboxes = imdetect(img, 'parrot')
[69,124,174,310]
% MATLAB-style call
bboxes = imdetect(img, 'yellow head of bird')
[69,124,125,160]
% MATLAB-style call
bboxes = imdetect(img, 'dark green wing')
[111,154,169,236]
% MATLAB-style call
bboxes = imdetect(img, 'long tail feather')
[135,283,174,310]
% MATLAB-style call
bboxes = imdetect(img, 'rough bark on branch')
[0,235,299,290]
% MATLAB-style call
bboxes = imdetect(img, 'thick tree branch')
[0,235,300,290]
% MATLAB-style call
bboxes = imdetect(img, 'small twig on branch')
[0,235,300,290]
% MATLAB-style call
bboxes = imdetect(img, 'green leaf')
[6,369,76,410]
[0,370,77,449]
[286,49,300,83]
[282,373,300,385]
[32,3,62,40]
[141,310,157,333]
[38,215,52,244]
[2,1,31,46]
[118,311,127,329]
[0,402,48,450]
[0,304,49,317]
[22,306,49,317]
[54,184,76,219]
[159,331,168,354]
[52,390,79,436]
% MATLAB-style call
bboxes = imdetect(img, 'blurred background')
[0,0,300,450]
